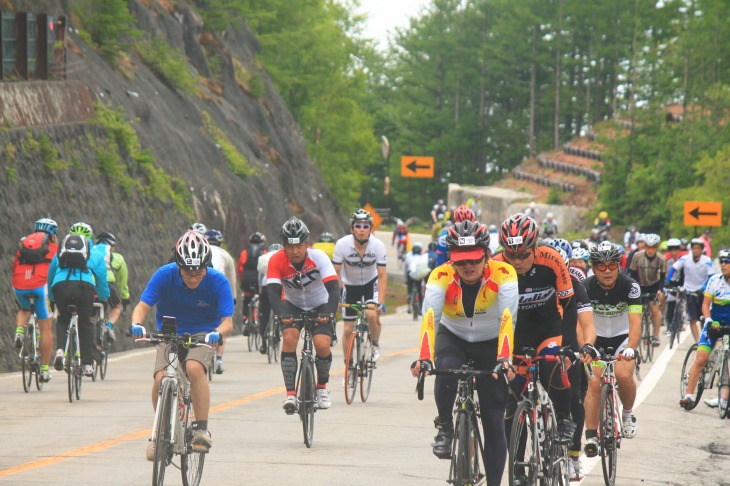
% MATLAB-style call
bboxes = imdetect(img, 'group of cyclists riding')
[11,204,728,484]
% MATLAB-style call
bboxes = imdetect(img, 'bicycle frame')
[340,301,377,404]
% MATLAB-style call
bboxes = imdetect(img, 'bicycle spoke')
[154,381,173,485]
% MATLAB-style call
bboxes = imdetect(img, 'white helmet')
[667,238,681,248]
[644,233,661,247]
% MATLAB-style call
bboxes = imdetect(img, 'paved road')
[1,310,729,485]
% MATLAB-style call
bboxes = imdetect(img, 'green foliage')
[5,166,16,184]
[136,37,197,95]
[19,132,68,171]
[4,142,15,162]
[546,187,562,205]
[72,0,138,60]
[201,111,255,178]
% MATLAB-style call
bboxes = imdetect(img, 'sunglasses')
[181,268,206,278]
[505,251,533,260]
[353,224,371,230]
[595,262,619,272]
[720,258,730,265]
[453,256,485,267]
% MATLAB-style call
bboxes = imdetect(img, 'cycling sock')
[191,420,208,431]
[107,321,113,329]
[371,339,379,346]
[216,355,223,361]
[315,353,332,386]
[622,408,633,416]
[585,429,597,439]
[41,364,48,372]
[281,352,297,392]
[15,326,24,336]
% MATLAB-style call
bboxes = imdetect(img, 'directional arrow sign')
[684,201,722,227]
[401,156,434,178]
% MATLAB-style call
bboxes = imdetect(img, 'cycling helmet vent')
[175,230,212,270]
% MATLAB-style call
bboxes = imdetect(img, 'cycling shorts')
[153,332,215,376]
[14,285,51,320]
[107,283,121,308]
[594,333,630,358]
[341,277,378,321]
[685,292,703,322]
[698,323,730,354]
[277,301,333,338]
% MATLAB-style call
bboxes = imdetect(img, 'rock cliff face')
[0,0,348,369]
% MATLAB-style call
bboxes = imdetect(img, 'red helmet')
[453,204,476,223]
[499,213,539,254]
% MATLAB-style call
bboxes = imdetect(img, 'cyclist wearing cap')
[492,213,577,445]
[667,237,713,342]
[204,229,237,373]
[130,230,233,458]
[267,217,339,413]
[312,232,336,261]
[92,231,129,343]
[628,233,667,347]
[411,220,518,486]
[333,209,388,362]
[48,222,110,378]
[680,249,730,410]
[12,218,59,382]
[582,241,641,455]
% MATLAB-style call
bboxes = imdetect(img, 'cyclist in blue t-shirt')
[131,230,234,460]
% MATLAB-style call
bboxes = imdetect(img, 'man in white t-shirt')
[205,229,237,374]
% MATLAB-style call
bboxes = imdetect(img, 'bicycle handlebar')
[129,330,210,348]
[339,303,378,311]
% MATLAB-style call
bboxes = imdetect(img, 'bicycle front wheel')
[181,397,205,486]
[509,401,538,486]
[360,334,375,403]
[680,344,703,408]
[154,380,174,485]
[640,314,653,363]
[717,353,730,419]
[299,359,316,448]
[599,384,618,486]
[451,410,482,486]
[344,333,359,404]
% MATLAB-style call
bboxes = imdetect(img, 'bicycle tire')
[717,353,730,419]
[344,333,358,404]
[153,380,173,485]
[360,333,374,402]
[74,359,82,401]
[99,350,109,380]
[266,321,278,364]
[181,394,205,486]
[34,360,42,391]
[640,314,654,363]
[67,334,75,403]
[680,344,703,409]
[21,344,32,393]
[509,401,538,486]
[208,353,214,382]
[452,410,482,485]
[544,406,569,486]
[299,358,315,448]
[669,306,682,349]
[599,384,618,486]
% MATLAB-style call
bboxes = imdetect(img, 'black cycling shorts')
[342,277,378,321]
[278,301,333,338]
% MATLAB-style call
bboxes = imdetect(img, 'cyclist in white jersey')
[333,209,387,363]
[667,237,714,342]
[204,229,237,373]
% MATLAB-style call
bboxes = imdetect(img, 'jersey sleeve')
[310,249,338,283]
[332,238,345,265]
[215,273,235,318]
[266,251,285,285]
[626,277,642,314]
[375,238,387,266]
[141,266,168,307]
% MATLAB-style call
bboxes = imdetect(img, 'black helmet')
[280,217,310,244]
[250,232,266,244]
[96,231,116,246]
[589,242,622,264]
[446,220,490,250]
[350,209,373,226]
[175,230,212,270]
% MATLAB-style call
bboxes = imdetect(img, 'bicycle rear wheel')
[344,333,359,404]
[66,338,75,403]
[717,353,730,419]
[299,359,316,448]
[599,384,618,486]
[154,380,173,485]
[21,338,32,393]
[99,349,109,380]
[669,307,682,349]
[680,344,703,408]
[509,401,538,486]
[74,359,82,400]
[181,396,205,486]
[360,333,375,403]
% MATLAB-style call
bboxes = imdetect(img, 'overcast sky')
[356,0,431,49]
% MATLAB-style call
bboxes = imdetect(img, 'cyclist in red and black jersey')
[266,217,340,413]
[492,213,576,443]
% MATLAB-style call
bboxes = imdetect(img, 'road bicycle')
[134,317,210,486]
[264,314,280,364]
[64,305,83,403]
[665,287,686,349]
[508,347,570,486]
[285,312,321,448]
[18,295,43,392]
[396,240,407,269]
[416,362,491,486]
[679,332,727,411]
[638,293,657,363]
[341,301,377,404]
[589,349,637,486]
[92,302,110,381]
[246,293,260,352]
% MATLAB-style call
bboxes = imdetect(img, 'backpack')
[58,234,90,271]
[244,243,265,270]
[408,253,432,281]
[18,232,51,265]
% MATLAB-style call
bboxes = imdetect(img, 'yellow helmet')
[599,211,608,219]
